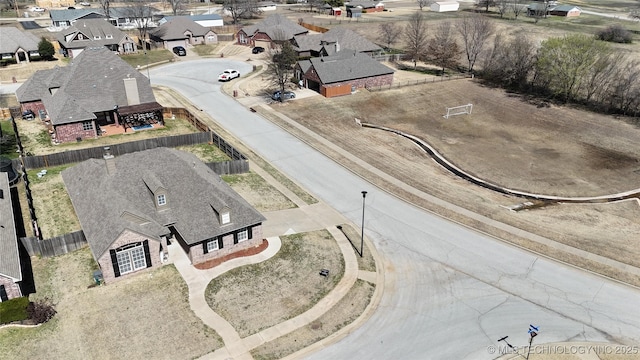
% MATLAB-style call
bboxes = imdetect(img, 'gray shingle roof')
[150,16,211,40]
[293,27,381,54]
[50,6,160,22]
[0,173,20,281]
[0,26,39,54]
[16,47,156,125]
[56,19,129,49]
[307,49,394,84]
[62,148,265,260]
[240,14,307,41]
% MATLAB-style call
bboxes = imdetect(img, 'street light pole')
[360,190,367,257]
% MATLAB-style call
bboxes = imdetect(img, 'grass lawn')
[223,172,297,212]
[191,43,223,56]
[205,230,345,338]
[120,49,175,68]
[27,164,79,238]
[0,119,18,159]
[175,142,231,162]
[251,279,375,360]
[0,247,223,359]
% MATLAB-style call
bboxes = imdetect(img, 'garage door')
[254,40,271,50]
[307,79,320,93]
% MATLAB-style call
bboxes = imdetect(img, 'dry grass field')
[205,230,345,338]
[270,79,640,284]
[0,247,223,360]
[223,172,297,212]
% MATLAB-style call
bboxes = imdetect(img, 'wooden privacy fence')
[20,231,87,258]
[206,160,249,175]
[366,74,472,92]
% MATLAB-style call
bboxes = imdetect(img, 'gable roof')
[62,148,265,259]
[150,16,212,40]
[56,19,129,49]
[0,172,20,281]
[50,6,160,22]
[0,27,39,54]
[306,49,394,84]
[240,14,308,41]
[16,47,157,125]
[345,0,383,8]
[552,5,581,12]
[293,27,381,54]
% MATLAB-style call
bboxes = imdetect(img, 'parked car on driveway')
[172,46,186,56]
[79,1,91,5]
[30,6,45,12]
[252,46,265,54]
[272,91,296,101]
[218,69,240,81]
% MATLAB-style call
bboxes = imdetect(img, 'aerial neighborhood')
[1,0,640,359]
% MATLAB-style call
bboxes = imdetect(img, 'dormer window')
[157,194,166,206]
[106,34,113,39]
[221,211,230,224]
[94,36,101,40]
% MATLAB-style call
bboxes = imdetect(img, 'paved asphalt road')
[151,60,640,360]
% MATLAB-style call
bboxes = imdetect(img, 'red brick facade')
[96,229,164,284]
[189,224,263,265]
[54,121,98,143]
[0,275,22,301]
[302,65,393,98]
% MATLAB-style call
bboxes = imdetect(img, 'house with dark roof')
[237,14,308,48]
[292,27,382,58]
[56,19,136,58]
[345,0,385,12]
[0,27,40,64]
[62,147,266,283]
[16,47,162,143]
[49,6,160,29]
[0,173,22,302]
[150,17,217,50]
[296,49,394,97]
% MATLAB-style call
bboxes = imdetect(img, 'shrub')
[0,296,29,324]
[596,25,633,44]
[26,298,57,324]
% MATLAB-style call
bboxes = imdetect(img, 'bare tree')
[378,23,402,51]
[225,0,263,24]
[427,22,459,74]
[267,39,298,99]
[511,0,526,19]
[417,0,433,11]
[482,33,537,87]
[457,14,495,73]
[404,11,429,69]
[476,0,495,13]
[495,0,510,18]
[166,0,186,15]
[99,0,110,18]
[126,0,156,43]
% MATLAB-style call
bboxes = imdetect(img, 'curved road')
[150,60,640,360]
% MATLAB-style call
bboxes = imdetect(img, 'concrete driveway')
[149,60,640,360]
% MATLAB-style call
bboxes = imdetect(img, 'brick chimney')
[103,147,116,175]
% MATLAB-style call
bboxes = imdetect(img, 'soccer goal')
[443,103,473,119]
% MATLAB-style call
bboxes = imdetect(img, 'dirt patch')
[270,79,640,280]
[205,230,345,338]
[0,247,223,359]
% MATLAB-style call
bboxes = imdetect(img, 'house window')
[157,194,166,206]
[82,121,93,131]
[237,229,248,242]
[221,212,230,224]
[94,36,101,40]
[116,243,146,275]
[106,34,113,39]
[206,238,219,252]
[0,285,7,302]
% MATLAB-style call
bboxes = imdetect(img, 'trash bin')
[233,90,238,97]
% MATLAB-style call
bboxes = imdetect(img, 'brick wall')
[190,224,263,265]
[320,73,394,97]
[0,275,22,301]
[54,121,98,143]
[97,229,162,284]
